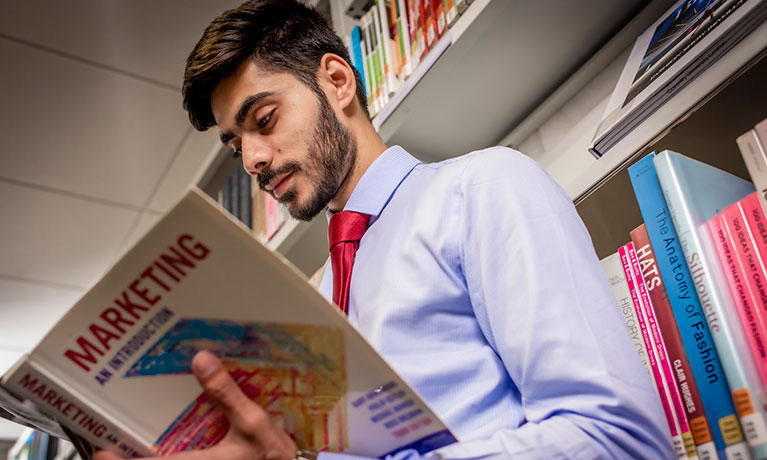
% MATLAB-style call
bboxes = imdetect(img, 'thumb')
[191,351,265,427]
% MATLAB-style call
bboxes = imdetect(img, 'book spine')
[350,26,367,98]
[4,361,152,458]
[406,0,421,68]
[621,244,684,457]
[432,0,446,37]
[655,154,767,457]
[741,193,767,375]
[628,154,750,460]
[375,0,397,95]
[625,243,689,459]
[721,204,767,388]
[362,14,379,115]
[631,225,718,460]
[443,0,458,27]
[601,252,653,380]
[373,10,385,113]
[396,0,413,76]
[737,130,767,218]
[709,213,766,382]
[421,0,435,51]
[387,0,404,79]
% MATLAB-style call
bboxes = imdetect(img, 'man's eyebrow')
[219,91,274,146]
[235,91,273,126]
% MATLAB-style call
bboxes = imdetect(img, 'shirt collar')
[327,145,420,219]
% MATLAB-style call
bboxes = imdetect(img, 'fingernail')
[192,350,219,378]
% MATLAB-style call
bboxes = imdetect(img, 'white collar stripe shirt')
[318,146,674,460]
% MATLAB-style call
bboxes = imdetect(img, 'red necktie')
[328,211,370,314]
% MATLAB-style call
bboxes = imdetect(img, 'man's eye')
[257,110,275,129]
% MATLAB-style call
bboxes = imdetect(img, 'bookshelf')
[200,0,676,274]
[369,0,655,162]
[577,52,767,260]
[199,0,767,283]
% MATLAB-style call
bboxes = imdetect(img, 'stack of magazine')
[589,0,767,159]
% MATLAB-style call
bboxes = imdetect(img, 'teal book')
[654,150,767,459]
[350,26,367,97]
[629,153,751,460]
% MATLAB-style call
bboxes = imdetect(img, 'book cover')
[717,200,767,388]
[632,225,715,459]
[629,153,749,460]
[0,188,456,459]
[600,252,654,380]
[625,243,689,459]
[654,150,767,458]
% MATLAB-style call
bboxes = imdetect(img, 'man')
[96,1,674,459]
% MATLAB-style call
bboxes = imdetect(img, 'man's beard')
[257,92,357,221]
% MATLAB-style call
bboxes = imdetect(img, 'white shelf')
[374,0,650,162]
[564,18,767,203]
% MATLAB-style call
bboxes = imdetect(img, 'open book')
[0,188,455,459]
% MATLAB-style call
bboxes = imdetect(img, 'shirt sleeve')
[442,147,675,459]
[319,147,676,460]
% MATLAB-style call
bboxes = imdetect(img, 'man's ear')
[319,53,357,111]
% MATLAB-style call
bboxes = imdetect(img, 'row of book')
[218,167,288,243]
[600,117,767,460]
[346,0,473,118]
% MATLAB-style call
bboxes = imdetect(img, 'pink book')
[708,209,767,390]
[737,193,767,388]
[618,244,683,456]
[627,242,695,456]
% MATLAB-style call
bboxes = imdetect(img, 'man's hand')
[93,351,297,460]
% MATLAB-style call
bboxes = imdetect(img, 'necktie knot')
[329,211,370,250]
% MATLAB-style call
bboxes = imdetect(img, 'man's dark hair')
[183,0,369,131]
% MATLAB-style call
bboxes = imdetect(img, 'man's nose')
[241,138,273,175]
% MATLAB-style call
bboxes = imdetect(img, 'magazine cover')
[589,0,767,158]
[1,188,455,459]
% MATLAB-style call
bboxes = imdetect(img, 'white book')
[736,128,767,218]
[600,252,654,381]
[0,188,455,458]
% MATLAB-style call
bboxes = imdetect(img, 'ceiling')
[0,1,246,377]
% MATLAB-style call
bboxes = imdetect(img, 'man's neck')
[328,122,388,212]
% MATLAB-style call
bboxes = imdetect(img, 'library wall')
[515,47,630,198]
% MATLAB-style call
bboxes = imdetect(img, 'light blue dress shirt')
[318,146,675,459]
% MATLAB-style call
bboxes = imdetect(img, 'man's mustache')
[257,161,301,190]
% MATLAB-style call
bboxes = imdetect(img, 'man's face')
[211,59,357,221]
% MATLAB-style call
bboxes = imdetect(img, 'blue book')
[654,150,767,459]
[629,153,750,460]
[350,26,367,97]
